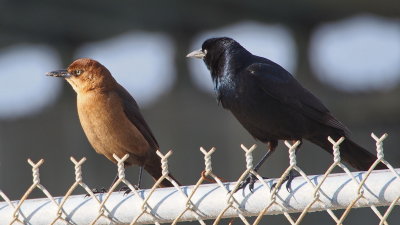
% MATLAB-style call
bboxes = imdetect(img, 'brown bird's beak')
[186,49,206,59]
[46,69,71,78]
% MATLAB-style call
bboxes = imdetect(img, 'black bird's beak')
[46,69,71,78]
[186,49,206,59]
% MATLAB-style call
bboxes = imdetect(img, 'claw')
[286,169,299,192]
[272,170,299,192]
[235,175,253,192]
[271,180,279,189]
[286,175,294,192]
[249,179,255,193]
[120,185,138,195]
[85,187,107,197]
[235,174,266,193]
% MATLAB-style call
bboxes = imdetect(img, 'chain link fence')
[0,133,399,224]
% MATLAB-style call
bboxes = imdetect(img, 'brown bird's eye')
[75,70,83,75]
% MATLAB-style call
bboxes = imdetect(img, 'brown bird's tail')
[144,156,181,188]
[308,135,387,170]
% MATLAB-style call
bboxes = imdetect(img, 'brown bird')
[47,58,177,190]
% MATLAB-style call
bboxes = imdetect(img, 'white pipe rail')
[0,169,399,225]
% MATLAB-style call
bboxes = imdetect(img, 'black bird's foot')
[119,185,139,195]
[285,170,299,192]
[236,174,266,193]
[85,187,107,197]
[272,170,299,192]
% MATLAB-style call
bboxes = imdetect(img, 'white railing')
[0,133,399,225]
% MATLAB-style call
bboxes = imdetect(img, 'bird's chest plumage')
[217,74,260,110]
[77,93,116,144]
[76,91,149,162]
[216,75,242,105]
[216,72,299,141]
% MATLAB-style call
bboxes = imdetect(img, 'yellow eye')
[75,70,82,75]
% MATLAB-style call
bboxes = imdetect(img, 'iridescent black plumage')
[192,37,386,175]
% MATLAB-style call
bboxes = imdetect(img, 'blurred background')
[0,0,399,224]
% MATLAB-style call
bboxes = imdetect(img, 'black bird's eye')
[75,70,83,75]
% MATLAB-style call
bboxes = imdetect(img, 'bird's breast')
[216,75,241,105]
[76,91,150,163]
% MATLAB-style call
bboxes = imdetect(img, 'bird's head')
[187,37,236,66]
[187,37,250,81]
[47,58,115,93]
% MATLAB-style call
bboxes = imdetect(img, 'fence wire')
[0,133,399,225]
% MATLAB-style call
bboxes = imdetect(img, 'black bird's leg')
[253,141,278,172]
[236,141,278,192]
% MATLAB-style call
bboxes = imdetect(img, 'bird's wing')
[247,62,349,134]
[115,85,159,149]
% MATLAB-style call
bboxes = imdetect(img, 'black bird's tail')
[308,135,387,170]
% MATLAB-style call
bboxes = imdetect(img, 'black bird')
[187,37,386,191]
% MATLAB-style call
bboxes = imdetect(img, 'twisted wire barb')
[214,144,262,225]
[171,147,218,225]
[50,157,104,225]
[308,137,345,224]
[10,159,61,225]
[370,133,400,225]
[90,154,131,224]
[254,141,303,225]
